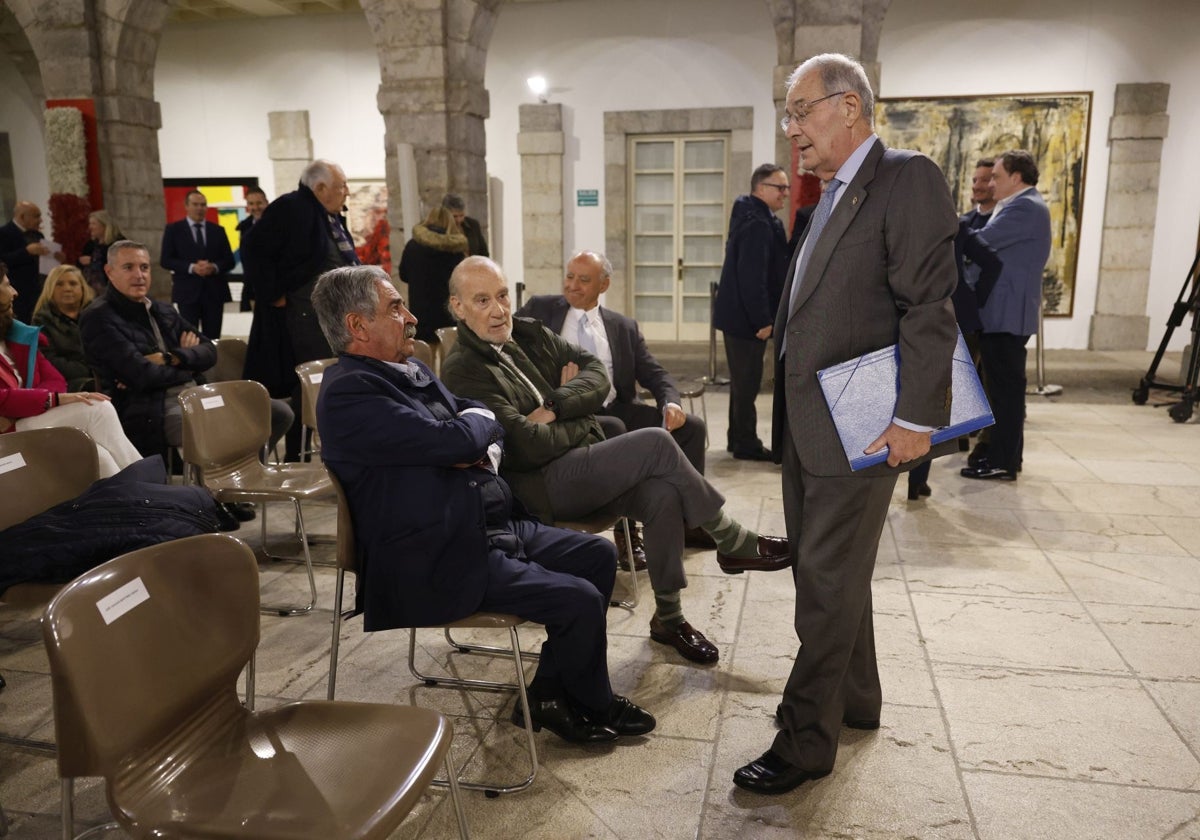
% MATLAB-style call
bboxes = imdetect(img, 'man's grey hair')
[441,193,465,212]
[787,53,875,129]
[300,159,341,190]
[569,250,613,280]
[107,239,148,265]
[312,265,386,353]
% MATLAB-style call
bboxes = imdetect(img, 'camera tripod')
[1132,247,1200,422]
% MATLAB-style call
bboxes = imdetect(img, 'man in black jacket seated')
[311,264,654,744]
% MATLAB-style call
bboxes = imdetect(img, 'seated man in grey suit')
[517,250,713,557]
[441,256,790,665]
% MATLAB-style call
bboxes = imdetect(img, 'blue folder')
[816,332,993,471]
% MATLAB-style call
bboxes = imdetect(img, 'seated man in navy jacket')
[311,264,654,745]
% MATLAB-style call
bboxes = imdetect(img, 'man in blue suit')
[160,190,234,339]
[311,264,655,745]
[960,150,1052,482]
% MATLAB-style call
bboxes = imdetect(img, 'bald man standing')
[0,202,52,323]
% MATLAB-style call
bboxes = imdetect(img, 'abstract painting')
[346,179,391,275]
[875,92,1091,316]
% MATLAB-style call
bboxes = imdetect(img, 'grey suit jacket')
[518,294,681,409]
[775,139,959,477]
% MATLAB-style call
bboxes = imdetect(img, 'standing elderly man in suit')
[960,150,1052,482]
[0,202,52,323]
[733,53,959,795]
[517,250,713,559]
[160,190,235,339]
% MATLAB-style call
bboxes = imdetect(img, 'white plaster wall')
[0,59,50,224]
[484,0,779,289]
[156,13,385,194]
[880,0,1200,349]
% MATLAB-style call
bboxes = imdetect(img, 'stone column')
[362,0,498,280]
[517,103,564,295]
[1089,83,1170,351]
[267,111,313,196]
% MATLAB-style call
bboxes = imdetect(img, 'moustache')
[404,324,417,339]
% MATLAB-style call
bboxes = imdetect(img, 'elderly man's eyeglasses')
[780,91,847,131]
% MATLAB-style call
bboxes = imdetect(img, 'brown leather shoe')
[614,520,648,571]
[649,616,719,664]
[684,526,718,549]
[716,535,790,574]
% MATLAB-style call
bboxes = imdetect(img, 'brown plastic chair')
[325,471,539,797]
[295,357,336,460]
[43,533,468,840]
[434,325,458,370]
[410,337,436,371]
[179,380,334,615]
[204,336,249,383]
[0,427,101,754]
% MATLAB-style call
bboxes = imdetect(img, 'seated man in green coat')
[440,256,790,665]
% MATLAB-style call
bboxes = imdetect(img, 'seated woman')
[77,210,125,295]
[32,264,95,392]
[1,265,141,478]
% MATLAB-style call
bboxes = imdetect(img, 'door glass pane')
[635,235,673,263]
[635,174,674,203]
[683,172,724,202]
[683,203,724,233]
[634,204,674,233]
[683,234,723,265]
[684,139,724,170]
[635,142,674,170]
[635,295,674,323]
[682,296,711,323]
[636,265,674,293]
[682,265,720,295]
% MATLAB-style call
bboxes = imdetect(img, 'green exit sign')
[577,189,599,207]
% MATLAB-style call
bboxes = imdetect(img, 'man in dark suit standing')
[311,264,654,744]
[235,186,268,312]
[733,53,958,794]
[960,150,1052,482]
[0,202,52,323]
[160,190,234,339]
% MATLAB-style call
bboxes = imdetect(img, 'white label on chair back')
[96,577,151,625]
[311,372,323,383]
[0,453,26,475]
[201,396,225,410]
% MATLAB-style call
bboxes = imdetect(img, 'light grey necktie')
[576,311,598,354]
[781,177,842,355]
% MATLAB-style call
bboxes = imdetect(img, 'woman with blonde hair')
[78,209,125,294]
[32,264,95,391]
[398,204,468,342]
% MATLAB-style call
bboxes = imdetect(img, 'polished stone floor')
[2,351,1199,839]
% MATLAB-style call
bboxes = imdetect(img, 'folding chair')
[204,336,249,383]
[411,338,436,371]
[325,472,539,797]
[295,357,337,460]
[179,380,334,616]
[556,513,640,609]
[44,534,468,840]
[435,325,458,370]
[0,427,100,753]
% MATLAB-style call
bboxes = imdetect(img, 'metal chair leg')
[442,627,540,662]
[257,499,318,616]
[610,517,640,610]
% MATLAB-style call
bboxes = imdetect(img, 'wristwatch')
[163,350,176,366]
[541,397,557,413]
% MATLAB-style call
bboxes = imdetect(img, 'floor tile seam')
[908,589,1200,613]
[958,765,1200,794]
[898,538,1191,557]
[924,659,1153,680]
[696,538,757,840]
[895,536,983,840]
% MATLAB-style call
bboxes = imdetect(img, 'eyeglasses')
[761,183,790,193]
[780,91,847,131]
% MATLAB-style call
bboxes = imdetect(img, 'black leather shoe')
[684,526,718,550]
[583,695,656,737]
[716,535,790,574]
[733,750,830,794]
[732,446,774,462]
[614,520,648,571]
[649,616,719,663]
[960,464,1016,481]
[907,482,932,500]
[215,503,241,532]
[228,502,257,522]
[511,695,618,743]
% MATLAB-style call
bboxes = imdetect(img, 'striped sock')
[700,510,759,558]
[653,589,684,628]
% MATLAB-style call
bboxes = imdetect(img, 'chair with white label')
[296,358,337,460]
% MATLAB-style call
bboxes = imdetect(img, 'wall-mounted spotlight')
[527,75,548,103]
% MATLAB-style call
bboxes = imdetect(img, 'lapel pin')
[851,196,858,206]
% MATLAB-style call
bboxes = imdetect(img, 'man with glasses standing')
[713,163,790,461]
[733,53,958,795]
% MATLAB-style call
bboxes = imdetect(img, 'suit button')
[468,480,478,487]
